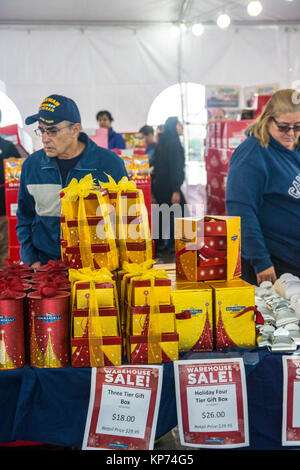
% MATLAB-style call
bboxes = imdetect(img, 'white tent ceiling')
[1,0,300,25]
[0,0,300,149]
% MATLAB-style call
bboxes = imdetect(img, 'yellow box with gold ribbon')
[71,337,122,367]
[69,267,119,312]
[175,216,241,282]
[127,333,179,364]
[129,304,176,335]
[208,279,256,350]
[171,281,213,353]
[74,282,115,309]
[130,279,171,307]
[72,308,119,337]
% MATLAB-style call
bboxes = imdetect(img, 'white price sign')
[174,358,249,448]
[82,365,163,450]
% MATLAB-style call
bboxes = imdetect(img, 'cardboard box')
[209,279,256,350]
[71,336,122,367]
[5,188,19,217]
[206,196,226,216]
[221,120,253,149]
[129,304,176,335]
[171,281,213,353]
[127,332,179,364]
[72,308,119,337]
[205,148,233,175]
[175,216,241,282]
[206,171,227,200]
[0,125,33,157]
[8,217,19,246]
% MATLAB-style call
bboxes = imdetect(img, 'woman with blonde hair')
[226,89,300,285]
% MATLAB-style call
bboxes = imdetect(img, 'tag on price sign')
[174,358,249,448]
[282,356,300,445]
[82,365,163,450]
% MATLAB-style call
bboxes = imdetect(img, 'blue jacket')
[108,128,126,149]
[16,132,128,265]
[226,134,300,273]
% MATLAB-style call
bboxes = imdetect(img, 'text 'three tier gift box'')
[0,290,26,369]
[208,279,256,350]
[171,280,213,353]
[127,332,179,365]
[28,290,70,368]
[175,215,241,282]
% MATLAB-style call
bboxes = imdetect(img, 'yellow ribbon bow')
[61,174,97,201]
[99,174,137,193]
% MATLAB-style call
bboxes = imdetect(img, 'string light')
[247,1,263,16]
[169,24,181,37]
[191,23,204,36]
[217,13,231,29]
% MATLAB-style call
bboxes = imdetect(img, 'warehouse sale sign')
[282,356,300,445]
[82,365,163,450]
[174,358,249,448]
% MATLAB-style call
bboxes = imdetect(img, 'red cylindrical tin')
[0,294,26,369]
[28,291,70,368]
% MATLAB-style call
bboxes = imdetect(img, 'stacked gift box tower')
[59,173,165,366]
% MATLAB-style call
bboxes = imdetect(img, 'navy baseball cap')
[25,94,81,125]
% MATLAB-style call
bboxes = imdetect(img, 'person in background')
[152,116,187,252]
[17,94,128,268]
[139,124,156,166]
[212,108,226,121]
[96,110,126,150]
[226,88,300,286]
[0,110,21,266]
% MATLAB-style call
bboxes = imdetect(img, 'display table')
[0,349,298,450]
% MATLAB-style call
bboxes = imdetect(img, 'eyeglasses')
[272,117,300,134]
[34,124,73,137]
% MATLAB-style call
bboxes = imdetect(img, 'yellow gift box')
[127,332,179,364]
[64,244,119,271]
[72,308,119,337]
[129,304,176,335]
[171,281,213,353]
[74,282,115,309]
[71,337,122,367]
[60,216,115,246]
[208,279,256,350]
[130,278,171,307]
[60,186,111,219]
[175,216,241,282]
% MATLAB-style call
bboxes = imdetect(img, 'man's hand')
[31,261,41,270]
[256,266,277,285]
[171,191,181,204]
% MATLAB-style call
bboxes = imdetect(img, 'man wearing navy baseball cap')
[17,94,128,268]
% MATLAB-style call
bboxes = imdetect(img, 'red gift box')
[221,120,253,149]
[5,188,19,217]
[205,148,233,175]
[7,217,19,246]
[206,196,226,216]
[8,246,20,262]
[206,171,227,200]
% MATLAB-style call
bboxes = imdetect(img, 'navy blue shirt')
[226,134,300,273]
